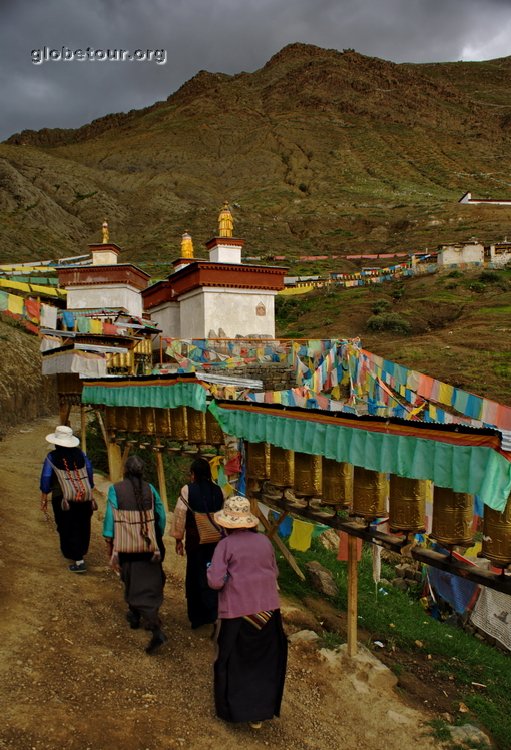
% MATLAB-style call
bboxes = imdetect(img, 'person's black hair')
[190,457,212,482]
[124,455,145,479]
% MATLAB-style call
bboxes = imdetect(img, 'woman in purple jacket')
[207,496,288,730]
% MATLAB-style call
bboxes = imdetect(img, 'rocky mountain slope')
[2,43,511,264]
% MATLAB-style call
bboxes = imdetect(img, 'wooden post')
[122,442,132,466]
[59,402,71,426]
[252,501,305,581]
[155,450,168,509]
[95,410,108,446]
[106,441,123,483]
[347,534,359,657]
[80,404,87,454]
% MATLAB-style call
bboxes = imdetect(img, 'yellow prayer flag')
[289,519,314,552]
[7,293,24,315]
[438,382,454,405]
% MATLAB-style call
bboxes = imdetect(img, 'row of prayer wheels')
[132,339,152,355]
[246,441,511,568]
[107,351,135,371]
[104,405,225,446]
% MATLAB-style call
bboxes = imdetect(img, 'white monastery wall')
[438,243,484,267]
[178,290,206,339]
[146,302,180,348]
[200,288,276,338]
[66,284,143,317]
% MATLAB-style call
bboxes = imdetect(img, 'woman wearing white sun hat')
[40,425,95,573]
[207,496,288,731]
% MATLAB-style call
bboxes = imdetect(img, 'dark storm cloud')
[1,0,510,140]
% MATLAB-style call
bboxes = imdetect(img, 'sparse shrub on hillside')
[479,270,500,283]
[478,269,509,291]
[445,282,458,289]
[468,280,485,293]
[371,298,392,314]
[367,312,411,334]
[391,283,405,302]
[447,270,463,278]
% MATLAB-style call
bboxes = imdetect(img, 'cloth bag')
[112,507,158,554]
[181,494,224,545]
[47,458,95,510]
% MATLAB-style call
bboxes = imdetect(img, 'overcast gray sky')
[1,0,511,141]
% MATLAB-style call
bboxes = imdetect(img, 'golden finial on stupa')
[102,219,109,244]
[180,230,194,259]
[218,201,233,238]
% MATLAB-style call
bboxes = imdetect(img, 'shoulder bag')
[180,493,224,545]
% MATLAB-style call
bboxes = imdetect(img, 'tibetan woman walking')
[207,496,288,730]
[170,457,224,629]
[40,425,95,574]
[103,455,167,654]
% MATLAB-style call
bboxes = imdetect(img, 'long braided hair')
[124,455,152,548]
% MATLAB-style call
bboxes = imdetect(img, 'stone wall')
[224,362,296,391]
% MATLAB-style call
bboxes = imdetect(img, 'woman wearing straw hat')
[40,425,95,574]
[207,496,288,731]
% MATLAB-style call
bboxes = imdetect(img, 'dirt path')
[0,416,443,750]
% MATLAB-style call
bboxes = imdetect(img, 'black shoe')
[145,630,167,654]
[126,610,141,630]
[68,561,86,573]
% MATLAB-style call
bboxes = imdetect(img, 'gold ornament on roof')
[218,201,233,237]
[102,219,109,244]
[180,230,194,258]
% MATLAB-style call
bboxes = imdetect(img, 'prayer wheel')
[269,447,295,488]
[104,406,117,432]
[205,410,224,445]
[140,407,156,435]
[351,467,388,519]
[431,487,473,547]
[154,408,172,436]
[116,407,128,433]
[185,408,206,444]
[481,495,511,568]
[321,459,353,507]
[170,406,188,442]
[133,338,152,355]
[389,475,427,533]
[126,406,142,433]
[246,442,271,480]
[293,453,322,497]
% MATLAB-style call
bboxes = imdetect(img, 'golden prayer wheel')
[186,408,206,444]
[351,467,388,519]
[269,447,295,488]
[115,407,128,433]
[104,406,117,432]
[140,407,156,435]
[246,442,271,480]
[127,406,142,433]
[389,475,427,533]
[431,487,473,547]
[133,338,152,355]
[205,410,224,445]
[481,495,511,567]
[322,459,353,507]
[293,453,322,497]
[154,408,172,436]
[170,406,188,441]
